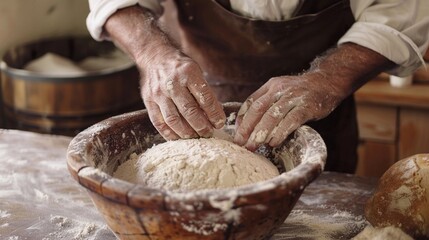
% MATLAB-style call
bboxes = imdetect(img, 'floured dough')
[23,50,133,76]
[24,53,86,76]
[114,138,279,192]
[78,49,133,71]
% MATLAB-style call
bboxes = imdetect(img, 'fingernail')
[245,142,257,152]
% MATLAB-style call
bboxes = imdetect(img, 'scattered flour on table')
[0,210,11,218]
[114,138,279,191]
[42,215,105,240]
[275,209,367,240]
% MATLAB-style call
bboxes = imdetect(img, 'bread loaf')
[365,153,429,239]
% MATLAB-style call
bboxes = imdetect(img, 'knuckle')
[237,123,252,139]
[182,104,201,119]
[250,100,266,113]
[197,89,216,107]
[179,61,200,78]
[151,119,171,135]
[266,107,283,120]
[164,113,182,127]
[144,84,162,97]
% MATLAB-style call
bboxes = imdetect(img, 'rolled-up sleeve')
[87,0,162,41]
[339,0,429,76]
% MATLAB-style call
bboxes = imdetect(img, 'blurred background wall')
[0,0,89,57]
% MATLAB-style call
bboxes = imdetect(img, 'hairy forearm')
[103,5,178,67]
[304,43,396,99]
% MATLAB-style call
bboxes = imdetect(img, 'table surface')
[0,129,377,240]
[355,76,429,109]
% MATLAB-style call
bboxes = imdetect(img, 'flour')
[0,210,11,219]
[43,215,103,240]
[113,138,279,192]
[180,220,228,236]
[250,129,268,143]
[275,208,367,240]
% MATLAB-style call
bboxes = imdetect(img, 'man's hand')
[104,6,226,140]
[234,43,395,151]
[233,74,340,151]
[139,49,225,140]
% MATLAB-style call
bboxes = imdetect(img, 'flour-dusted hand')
[139,49,226,140]
[233,74,341,151]
[103,6,226,140]
[234,43,395,151]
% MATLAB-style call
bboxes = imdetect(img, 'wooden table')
[0,129,376,240]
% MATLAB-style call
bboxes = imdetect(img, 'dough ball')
[114,138,279,192]
[23,53,86,76]
[78,49,133,71]
[353,226,412,240]
[365,154,429,238]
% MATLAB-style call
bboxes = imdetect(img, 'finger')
[235,98,252,128]
[158,98,198,139]
[267,107,308,147]
[235,86,269,126]
[145,100,180,140]
[244,100,293,151]
[234,93,272,146]
[171,85,214,138]
[188,80,226,129]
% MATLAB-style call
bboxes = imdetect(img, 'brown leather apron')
[165,0,358,173]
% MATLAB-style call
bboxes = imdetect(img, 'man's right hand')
[138,48,226,140]
[104,6,226,140]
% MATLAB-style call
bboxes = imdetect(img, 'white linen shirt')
[87,0,429,76]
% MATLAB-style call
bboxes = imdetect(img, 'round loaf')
[365,154,429,239]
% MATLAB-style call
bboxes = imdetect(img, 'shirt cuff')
[86,0,162,41]
[338,22,425,77]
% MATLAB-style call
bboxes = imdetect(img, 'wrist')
[104,6,179,68]
[135,42,179,69]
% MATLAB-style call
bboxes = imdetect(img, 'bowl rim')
[66,103,327,210]
[0,59,136,82]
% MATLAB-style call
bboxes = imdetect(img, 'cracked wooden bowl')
[67,102,327,240]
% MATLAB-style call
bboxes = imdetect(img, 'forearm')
[103,5,178,67]
[103,5,226,139]
[304,42,396,100]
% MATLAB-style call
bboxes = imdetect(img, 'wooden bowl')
[66,102,327,240]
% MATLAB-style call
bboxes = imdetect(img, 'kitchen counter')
[0,129,376,239]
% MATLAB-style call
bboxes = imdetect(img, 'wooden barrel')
[0,37,144,136]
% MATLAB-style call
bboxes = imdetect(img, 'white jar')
[389,75,413,88]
